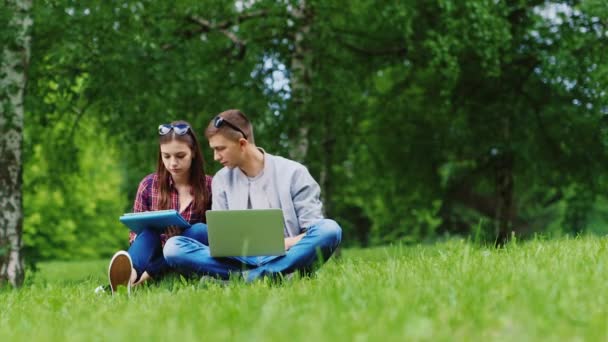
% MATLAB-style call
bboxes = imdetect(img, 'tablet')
[119,209,191,234]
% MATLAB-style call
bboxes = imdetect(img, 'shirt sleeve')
[129,175,153,244]
[211,175,229,210]
[133,176,153,213]
[291,165,324,231]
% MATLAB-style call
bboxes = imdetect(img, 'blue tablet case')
[119,209,191,234]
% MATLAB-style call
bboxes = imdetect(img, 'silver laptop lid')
[206,209,285,257]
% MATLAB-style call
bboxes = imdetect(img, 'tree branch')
[176,10,270,58]
[338,39,407,57]
[192,10,270,30]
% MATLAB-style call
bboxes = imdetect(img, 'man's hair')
[205,109,255,144]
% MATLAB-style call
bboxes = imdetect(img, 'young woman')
[103,120,212,295]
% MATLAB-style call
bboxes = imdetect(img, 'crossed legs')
[163,219,342,282]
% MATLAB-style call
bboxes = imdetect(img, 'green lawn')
[1,237,607,341]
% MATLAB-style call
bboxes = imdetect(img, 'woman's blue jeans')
[163,219,342,282]
[128,223,209,280]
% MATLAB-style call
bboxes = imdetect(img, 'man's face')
[208,134,243,169]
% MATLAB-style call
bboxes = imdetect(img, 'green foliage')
[2,238,607,340]
[0,3,17,55]
[19,0,608,258]
[327,0,608,242]
[23,116,128,262]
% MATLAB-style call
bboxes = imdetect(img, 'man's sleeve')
[211,175,229,210]
[291,166,324,230]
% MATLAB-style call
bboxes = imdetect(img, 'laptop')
[206,209,286,257]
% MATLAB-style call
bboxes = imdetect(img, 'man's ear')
[239,138,248,149]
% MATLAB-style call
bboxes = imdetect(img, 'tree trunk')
[288,0,313,163]
[0,0,32,287]
[495,115,514,246]
[319,114,335,216]
[288,1,334,217]
[494,153,514,245]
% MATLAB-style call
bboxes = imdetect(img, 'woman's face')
[160,140,194,178]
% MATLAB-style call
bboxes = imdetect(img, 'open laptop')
[206,209,286,257]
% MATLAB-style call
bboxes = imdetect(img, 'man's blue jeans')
[128,223,209,280]
[163,219,342,282]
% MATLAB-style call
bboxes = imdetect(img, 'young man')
[163,109,342,281]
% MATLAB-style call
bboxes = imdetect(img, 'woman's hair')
[205,109,255,144]
[156,120,210,217]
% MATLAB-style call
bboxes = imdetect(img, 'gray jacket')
[211,150,324,237]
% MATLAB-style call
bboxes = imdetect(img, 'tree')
[20,0,608,258]
[340,0,608,244]
[0,0,32,287]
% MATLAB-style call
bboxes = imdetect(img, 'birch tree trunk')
[0,0,32,287]
[289,1,333,216]
[288,1,335,215]
[289,0,312,163]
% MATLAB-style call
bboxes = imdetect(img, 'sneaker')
[108,251,133,296]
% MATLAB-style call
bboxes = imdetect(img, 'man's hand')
[284,233,305,251]
[164,225,183,238]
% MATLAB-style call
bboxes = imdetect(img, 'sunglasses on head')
[158,123,191,136]
[214,116,248,140]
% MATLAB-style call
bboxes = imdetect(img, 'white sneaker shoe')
[108,251,133,296]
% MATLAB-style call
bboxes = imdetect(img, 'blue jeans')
[128,223,209,280]
[163,219,342,282]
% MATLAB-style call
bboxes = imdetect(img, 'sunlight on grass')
[1,237,607,341]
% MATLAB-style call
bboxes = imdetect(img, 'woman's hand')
[164,225,183,238]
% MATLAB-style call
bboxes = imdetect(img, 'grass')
[1,236,607,341]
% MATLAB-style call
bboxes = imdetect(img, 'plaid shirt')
[128,173,213,245]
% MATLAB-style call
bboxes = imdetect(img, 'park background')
[7,0,606,264]
[1,1,608,341]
